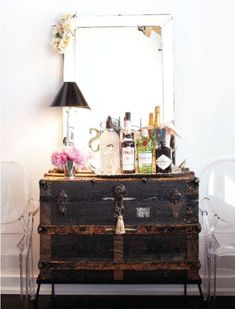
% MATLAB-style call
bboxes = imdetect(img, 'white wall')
[1,0,235,295]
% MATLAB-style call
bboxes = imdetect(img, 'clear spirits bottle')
[99,116,120,175]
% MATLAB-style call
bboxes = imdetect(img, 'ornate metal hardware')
[105,227,115,232]
[185,204,197,223]
[105,227,137,232]
[164,270,170,278]
[170,189,182,204]
[37,225,47,234]
[112,184,127,198]
[169,189,183,218]
[39,179,48,191]
[112,185,127,234]
[112,184,126,217]
[186,177,199,194]
[102,197,136,201]
[57,190,69,215]
[38,261,51,270]
[143,196,158,201]
[102,197,115,201]
[170,202,182,218]
[125,227,137,232]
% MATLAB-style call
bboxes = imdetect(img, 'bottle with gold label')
[148,112,156,173]
[153,106,166,148]
[154,106,161,128]
[148,112,154,130]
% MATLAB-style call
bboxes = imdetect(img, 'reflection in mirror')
[63,15,174,152]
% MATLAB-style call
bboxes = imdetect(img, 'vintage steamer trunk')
[37,171,201,290]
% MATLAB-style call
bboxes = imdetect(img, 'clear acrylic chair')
[1,161,39,308]
[199,159,235,308]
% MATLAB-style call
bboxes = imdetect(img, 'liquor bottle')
[137,128,153,174]
[148,112,154,140]
[154,106,161,128]
[148,112,156,173]
[149,112,154,130]
[170,135,176,165]
[121,112,135,174]
[156,140,172,173]
[153,106,166,147]
[99,116,121,175]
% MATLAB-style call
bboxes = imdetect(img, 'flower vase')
[64,160,75,179]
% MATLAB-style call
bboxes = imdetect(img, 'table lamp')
[50,81,90,146]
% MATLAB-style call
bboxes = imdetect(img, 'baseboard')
[1,275,235,296]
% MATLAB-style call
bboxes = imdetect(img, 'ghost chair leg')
[25,252,29,309]
[52,284,56,298]
[19,253,23,299]
[207,254,212,308]
[29,242,36,300]
[184,283,187,297]
[212,254,218,309]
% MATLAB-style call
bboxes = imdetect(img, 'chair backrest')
[1,162,29,225]
[199,159,235,224]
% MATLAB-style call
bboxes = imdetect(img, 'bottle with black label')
[121,112,135,174]
[156,140,172,173]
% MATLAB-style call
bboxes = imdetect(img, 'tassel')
[115,215,125,234]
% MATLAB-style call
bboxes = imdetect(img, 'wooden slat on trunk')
[38,260,200,271]
[38,223,201,235]
[113,235,124,280]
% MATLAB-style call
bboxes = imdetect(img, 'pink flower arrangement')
[51,147,85,169]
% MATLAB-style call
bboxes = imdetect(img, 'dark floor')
[1,295,235,309]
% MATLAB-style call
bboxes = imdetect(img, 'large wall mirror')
[63,14,174,151]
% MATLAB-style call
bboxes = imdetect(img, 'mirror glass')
[63,15,174,151]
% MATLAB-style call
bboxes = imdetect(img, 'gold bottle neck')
[154,106,161,128]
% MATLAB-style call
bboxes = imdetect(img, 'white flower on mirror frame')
[51,13,76,54]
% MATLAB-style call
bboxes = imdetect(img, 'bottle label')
[122,147,135,171]
[138,151,152,173]
[156,154,171,170]
[138,152,152,166]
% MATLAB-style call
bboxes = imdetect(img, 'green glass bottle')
[137,128,153,174]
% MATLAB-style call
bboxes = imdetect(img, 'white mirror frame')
[63,14,174,150]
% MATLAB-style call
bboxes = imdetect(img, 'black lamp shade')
[50,82,90,109]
